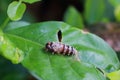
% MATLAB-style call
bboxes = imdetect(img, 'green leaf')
[0,30,24,64]
[109,0,120,7]
[5,21,120,72]
[107,70,120,80]
[114,5,120,22]
[0,21,29,63]
[64,6,84,29]
[84,0,105,24]
[7,1,26,21]
[2,21,120,80]
[21,0,41,4]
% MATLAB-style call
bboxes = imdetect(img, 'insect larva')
[45,30,78,56]
[46,42,77,56]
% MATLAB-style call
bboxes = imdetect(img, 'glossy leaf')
[7,1,26,21]
[107,70,120,80]
[5,21,120,72]
[2,21,119,80]
[64,6,84,29]
[21,0,41,4]
[84,0,105,24]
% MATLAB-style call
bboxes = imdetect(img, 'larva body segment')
[46,42,77,56]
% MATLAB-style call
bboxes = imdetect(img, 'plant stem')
[0,17,10,30]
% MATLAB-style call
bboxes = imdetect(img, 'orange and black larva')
[45,30,78,56]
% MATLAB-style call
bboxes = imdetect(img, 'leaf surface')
[1,21,120,80]
[0,29,24,64]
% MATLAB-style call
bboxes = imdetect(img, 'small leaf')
[114,5,120,22]
[84,0,105,24]
[64,6,84,29]
[7,1,26,21]
[107,70,120,80]
[22,0,41,4]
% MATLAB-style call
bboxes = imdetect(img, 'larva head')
[45,42,54,52]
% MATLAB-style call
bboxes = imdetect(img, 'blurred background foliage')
[0,55,35,80]
[0,0,120,80]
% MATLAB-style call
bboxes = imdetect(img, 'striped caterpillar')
[45,30,78,57]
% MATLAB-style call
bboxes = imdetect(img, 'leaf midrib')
[5,33,43,47]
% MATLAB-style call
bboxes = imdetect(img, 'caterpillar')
[45,30,78,56]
